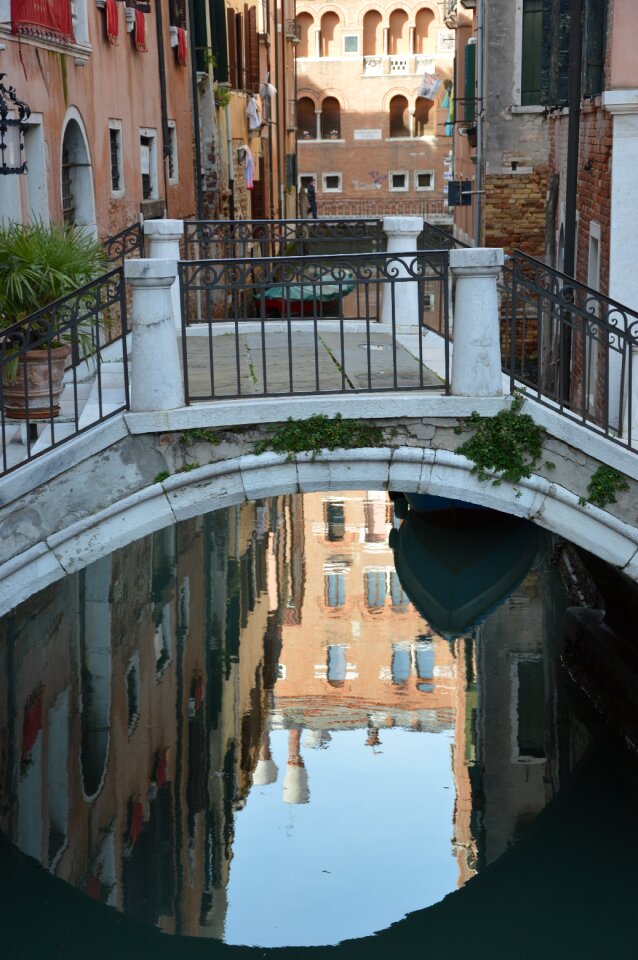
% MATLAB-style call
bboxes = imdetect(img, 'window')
[126,657,140,733]
[298,97,316,139]
[167,120,178,183]
[140,129,158,200]
[389,95,409,138]
[363,10,382,56]
[464,40,476,121]
[514,657,545,760]
[415,170,434,191]
[325,573,346,608]
[414,97,432,136]
[23,116,49,223]
[325,501,345,541]
[299,172,316,191]
[343,34,358,54]
[109,121,123,195]
[521,0,542,106]
[320,11,339,57]
[322,172,342,192]
[320,96,341,139]
[389,171,408,192]
[391,643,411,684]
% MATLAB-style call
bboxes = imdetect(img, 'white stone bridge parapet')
[3,224,638,614]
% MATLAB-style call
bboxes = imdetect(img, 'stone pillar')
[143,219,184,331]
[383,26,389,57]
[125,259,185,412]
[381,216,424,328]
[315,108,322,140]
[450,247,504,397]
[622,344,638,444]
[603,89,638,429]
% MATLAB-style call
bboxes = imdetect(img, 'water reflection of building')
[0,499,287,939]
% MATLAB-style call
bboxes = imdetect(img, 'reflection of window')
[415,640,434,692]
[327,644,347,685]
[390,572,410,609]
[391,643,411,683]
[325,573,346,607]
[325,501,345,541]
[365,570,386,608]
[109,121,123,195]
[126,657,140,732]
[515,657,545,759]
[154,605,172,677]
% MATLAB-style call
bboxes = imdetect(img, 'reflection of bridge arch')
[1,743,635,957]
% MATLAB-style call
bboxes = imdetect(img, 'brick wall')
[484,170,550,257]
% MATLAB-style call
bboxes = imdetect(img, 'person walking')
[307,178,318,219]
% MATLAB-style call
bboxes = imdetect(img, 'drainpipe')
[563,0,583,278]
[155,0,171,215]
[187,0,205,218]
[562,0,583,403]
[474,0,484,245]
[226,100,235,220]
[273,0,282,219]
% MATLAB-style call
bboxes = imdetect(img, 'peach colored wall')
[0,0,196,235]
[608,0,638,90]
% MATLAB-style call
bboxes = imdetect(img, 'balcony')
[389,55,409,75]
[362,56,383,76]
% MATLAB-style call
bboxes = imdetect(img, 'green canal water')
[1,490,637,959]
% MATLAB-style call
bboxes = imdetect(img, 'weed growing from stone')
[579,466,629,508]
[154,471,170,484]
[454,393,545,485]
[180,428,220,445]
[254,413,384,461]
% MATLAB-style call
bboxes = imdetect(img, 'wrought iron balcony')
[285,19,301,42]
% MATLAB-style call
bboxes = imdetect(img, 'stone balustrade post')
[125,259,185,412]
[450,247,505,397]
[622,344,638,444]
[143,219,184,331]
[381,216,424,329]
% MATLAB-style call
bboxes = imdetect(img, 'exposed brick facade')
[484,169,550,258]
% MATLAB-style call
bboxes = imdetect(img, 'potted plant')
[0,220,108,420]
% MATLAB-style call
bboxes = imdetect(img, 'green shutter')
[464,42,475,123]
[522,0,543,105]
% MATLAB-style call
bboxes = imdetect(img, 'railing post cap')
[143,219,184,239]
[124,258,178,282]
[449,247,505,271]
[383,215,424,234]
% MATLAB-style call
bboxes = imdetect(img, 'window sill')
[511,104,545,115]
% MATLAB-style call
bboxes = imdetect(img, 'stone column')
[603,89,638,429]
[450,247,504,397]
[315,108,322,141]
[381,216,424,328]
[143,219,184,331]
[125,259,185,412]
[621,344,638,444]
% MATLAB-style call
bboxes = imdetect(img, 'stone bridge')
[2,387,638,618]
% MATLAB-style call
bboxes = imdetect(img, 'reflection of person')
[283,728,310,804]
[307,179,318,219]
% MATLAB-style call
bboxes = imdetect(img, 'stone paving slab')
[185,328,442,398]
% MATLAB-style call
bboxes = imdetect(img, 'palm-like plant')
[0,220,108,333]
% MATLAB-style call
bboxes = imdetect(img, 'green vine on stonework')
[254,413,384,461]
[579,466,629,509]
[454,393,552,486]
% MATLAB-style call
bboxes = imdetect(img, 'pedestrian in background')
[307,179,318,219]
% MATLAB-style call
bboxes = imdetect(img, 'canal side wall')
[2,394,638,616]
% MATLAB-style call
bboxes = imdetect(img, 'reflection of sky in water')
[224,727,457,947]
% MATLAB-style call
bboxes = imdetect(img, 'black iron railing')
[178,249,449,402]
[0,267,130,476]
[501,250,638,449]
[184,218,385,261]
[104,222,145,263]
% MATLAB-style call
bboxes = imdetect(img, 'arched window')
[414,96,432,135]
[296,12,313,58]
[321,96,341,139]
[320,12,339,57]
[415,7,435,53]
[298,97,317,139]
[389,95,409,137]
[388,9,408,55]
[363,9,382,56]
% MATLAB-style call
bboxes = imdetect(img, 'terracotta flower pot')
[2,345,71,420]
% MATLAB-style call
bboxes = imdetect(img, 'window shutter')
[582,0,607,99]
[209,0,228,82]
[521,0,543,106]
[248,5,259,93]
[227,7,237,87]
[463,42,476,123]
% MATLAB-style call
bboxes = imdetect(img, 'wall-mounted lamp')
[0,74,31,175]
